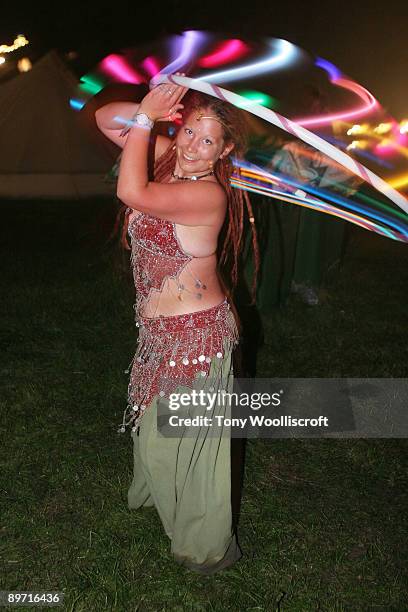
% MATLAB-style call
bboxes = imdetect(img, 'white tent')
[0,50,115,199]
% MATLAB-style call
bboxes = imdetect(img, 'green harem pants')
[127,350,243,575]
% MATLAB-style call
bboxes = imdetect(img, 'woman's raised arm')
[95,102,140,148]
[95,101,172,158]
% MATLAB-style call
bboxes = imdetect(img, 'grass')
[1,199,407,611]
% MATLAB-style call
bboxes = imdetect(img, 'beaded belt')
[118,299,239,433]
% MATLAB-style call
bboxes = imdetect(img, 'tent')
[0,50,115,199]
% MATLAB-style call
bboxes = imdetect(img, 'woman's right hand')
[138,82,187,123]
[155,73,187,122]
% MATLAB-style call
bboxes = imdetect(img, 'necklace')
[171,170,214,181]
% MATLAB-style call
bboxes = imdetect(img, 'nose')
[186,136,199,153]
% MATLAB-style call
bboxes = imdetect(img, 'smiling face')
[174,108,234,177]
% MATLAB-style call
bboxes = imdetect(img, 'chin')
[181,162,205,173]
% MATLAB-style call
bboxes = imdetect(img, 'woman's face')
[174,108,231,176]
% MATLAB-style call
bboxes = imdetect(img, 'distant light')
[346,140,360,150]
[17,57,32,72]
[0,34,29,54]
[66,51,79,61]
[399,120,408,135]
[388,172,408,189]
[374,122,392,135]
[346,124,366,136]
[356,140,368,149]
[0,56,5,65]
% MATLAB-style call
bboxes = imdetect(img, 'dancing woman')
[95,82,258,574]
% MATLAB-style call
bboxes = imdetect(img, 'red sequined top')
[118,210,239,434]
[129,211,192,315]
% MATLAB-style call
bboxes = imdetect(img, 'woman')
[95,82,258,574]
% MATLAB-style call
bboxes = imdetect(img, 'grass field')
[1,200,407,611]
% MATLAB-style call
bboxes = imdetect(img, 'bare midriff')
[140,253,225,318]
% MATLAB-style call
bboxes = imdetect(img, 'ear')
[221,142,235,159]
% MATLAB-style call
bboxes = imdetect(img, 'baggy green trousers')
[127,350,242,575]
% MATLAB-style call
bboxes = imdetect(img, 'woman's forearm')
[95,102,140,131]
[117,125,150,205]
[115,85,186,207]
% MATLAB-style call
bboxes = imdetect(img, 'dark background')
[2,0,408,118]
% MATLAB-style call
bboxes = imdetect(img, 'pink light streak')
[374,142,396,156]
[100,54,144,84]
[198,39,249,68]
[294,80,379,128]
[141,56,161,77]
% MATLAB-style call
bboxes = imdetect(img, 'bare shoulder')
[199,179,227,206]
[163,179,227,226]
[179,178,226,205]
[198,180,227,225]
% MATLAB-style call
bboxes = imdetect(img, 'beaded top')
[128,211,192,315]
[118,209,240,434]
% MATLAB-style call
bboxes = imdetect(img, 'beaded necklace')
[171,170,214,181]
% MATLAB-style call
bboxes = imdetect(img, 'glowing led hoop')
[152,74,408,215]
[198,39,248,68]
[197,39,297,83]
[294,58,380,127]
[160,30,206,75]
[294,79,379,127]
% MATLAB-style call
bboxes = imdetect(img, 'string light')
[342,119,408,161]
[0,34,29,54]
[346,124,367,136]
[348,139,368,150]
[374,123,392,135]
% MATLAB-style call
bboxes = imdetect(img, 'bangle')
[120,112,154,136]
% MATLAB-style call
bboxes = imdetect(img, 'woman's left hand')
[138,81,188,123]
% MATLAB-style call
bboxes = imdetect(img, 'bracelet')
[120,112,154,136]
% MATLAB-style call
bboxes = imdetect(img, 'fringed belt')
[118,299,239,433]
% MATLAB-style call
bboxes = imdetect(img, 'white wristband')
[120,112,154,136]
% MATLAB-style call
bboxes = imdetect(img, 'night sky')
[2,1,408,118]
